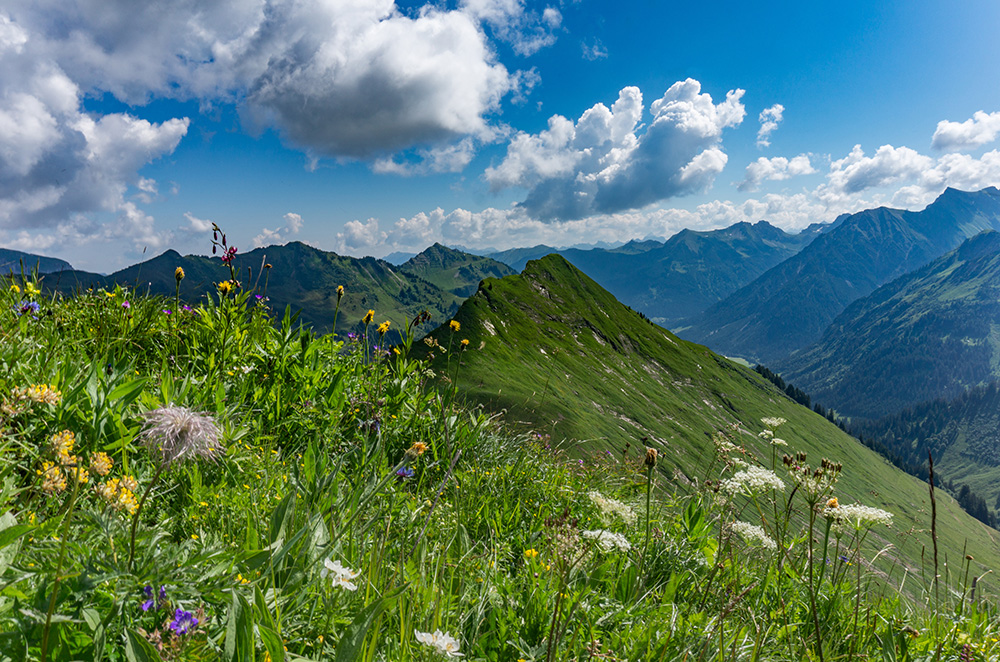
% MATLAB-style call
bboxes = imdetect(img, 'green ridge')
[418,254,1000,580]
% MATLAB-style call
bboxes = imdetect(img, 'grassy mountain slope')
[854,382,1000,523]
[684,187,1000,363]
[0,248,73,274]
[46,242,458,334]
[780,231,1000,418]
[400,243,515,297]
[417,254,1000,573]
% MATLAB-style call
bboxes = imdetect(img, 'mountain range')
[779,230,1000,419]
[1,248,73,275]
[487,220,830,326]
[682,187,1000,363]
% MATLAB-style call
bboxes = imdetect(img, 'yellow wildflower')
[827,497,839,509]
[90,452,113,476]
[337,285,344,298]
[406,441,429,459]
[460,339,470,348]
[38,462,66,494]
[175,266,185,282]
[104,290,116,298]
[449,320,460,332]
[524,548,539,559]
[377,320,391,335]
[363,309,374,324]
[217,281,233,295]
[9,284,19,294]
[25,282,40,297]
[49,430,75,458]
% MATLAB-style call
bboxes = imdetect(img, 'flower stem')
[128,462,166,572]
[40,468,83,662]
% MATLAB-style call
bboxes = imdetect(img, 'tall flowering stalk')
[40,459,87,662]
[128,406,222,570]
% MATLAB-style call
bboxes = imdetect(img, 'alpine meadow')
[6,1,1000,660]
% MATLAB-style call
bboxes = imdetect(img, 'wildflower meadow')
[2,246,1000,661]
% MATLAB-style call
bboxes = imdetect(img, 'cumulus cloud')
[756,104,784,148]
[0,17,188,249]
[932,110,1000,152]
[486,79,745,221]
[9,1,554,165]
[182,212,213,233]
[738,154,816,191]
[462,0,562,56]
[827,144,933,194]
[253,212,305,247]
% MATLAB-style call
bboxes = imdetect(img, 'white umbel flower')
[830,503,893,530]
[721,465,785,495]
[321,558,360,591]
[582,529,632,552]
[588,491,637,526]
[415,629,464,657]
[730,521,777,550]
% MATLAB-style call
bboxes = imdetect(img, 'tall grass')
[0,262,997,661]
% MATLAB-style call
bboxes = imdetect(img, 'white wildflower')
[582,529,632,553]
[771,437,788,446]
[415,629,464,657]
[730,521,777,550]
[829,503,893,530]
[761,417,787,429]
[758,429,774,439]
[721,466,785,495]
[321,558,360,591]
[588,491,637,526]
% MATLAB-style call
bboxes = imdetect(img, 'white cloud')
[581,39,608,61]
[486,79,745,221]
[461,0,562,56]
[932,111,1000,152]
[9,0,546,165]
[827,144,933,194]
[372,138,477,176]
[738,154,816,191]
[756,104,784,148]
[182,212,213,233]
[253,211,305,247]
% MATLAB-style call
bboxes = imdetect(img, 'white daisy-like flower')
[730,521,777,550]
[321,558,360,591]
[415,629,464,657]
[582,529,632,552]
[720,465,786,495]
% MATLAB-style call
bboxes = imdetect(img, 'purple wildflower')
[15,300,40,316]
[162,309,172,315]
[347,332,357,341]
[395,466,415,482]
[140,584,167,611]
[141,585,154,612]
[122,301,130,309]
[182,305,192,311]
[169,608,198,635]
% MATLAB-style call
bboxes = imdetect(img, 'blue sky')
[4,0,1000,271]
